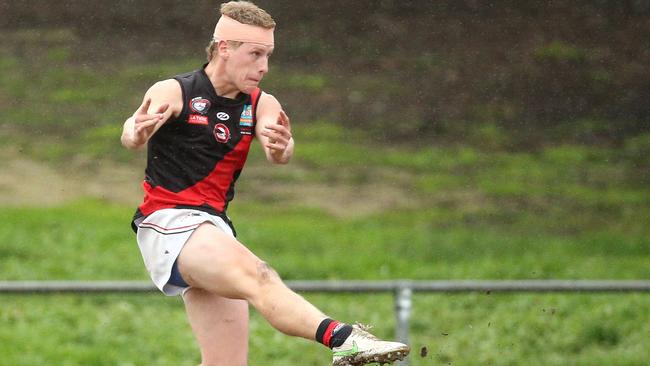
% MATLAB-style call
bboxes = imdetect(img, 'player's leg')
[177,222,326,340]
[178,222,410,365]
[182,287,248,366]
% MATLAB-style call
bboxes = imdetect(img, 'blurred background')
[0,1,648,365]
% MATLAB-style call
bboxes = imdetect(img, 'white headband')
[213,15,274,46]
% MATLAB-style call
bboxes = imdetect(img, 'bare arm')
[255,92,294,164]
[121,79,182,150]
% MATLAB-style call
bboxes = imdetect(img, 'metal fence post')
[395,283,412,366]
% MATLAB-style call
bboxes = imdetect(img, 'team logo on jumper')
[213,123,231,143]
[239,104,253,135]
[190,97,210,114]
[187,114,208,125]
[239,104,253,127]
[216,112,230,121]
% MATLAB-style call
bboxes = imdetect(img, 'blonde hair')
[206,1,275,61]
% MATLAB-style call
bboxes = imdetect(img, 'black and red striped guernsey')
[132,65,261,232]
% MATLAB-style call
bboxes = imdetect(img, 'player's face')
[226,42,274,94]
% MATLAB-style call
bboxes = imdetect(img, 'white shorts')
[134,208,234,296]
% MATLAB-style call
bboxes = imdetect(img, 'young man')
[121,2,410,365]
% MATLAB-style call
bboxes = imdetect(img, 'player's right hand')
[133,98,169,146]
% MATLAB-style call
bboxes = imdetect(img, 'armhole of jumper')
[172,77,188,124]
[251,87,262,131]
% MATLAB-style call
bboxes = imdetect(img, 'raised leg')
[177,223,327,340]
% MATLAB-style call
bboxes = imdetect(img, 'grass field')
[1,293,649,365]
[1,44,649,364]
[1,135,649,364]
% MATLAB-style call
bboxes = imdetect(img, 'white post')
[394,284,412,366]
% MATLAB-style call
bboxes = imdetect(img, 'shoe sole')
[333,346,411,366]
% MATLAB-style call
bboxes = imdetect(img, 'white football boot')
[332,324,410,366]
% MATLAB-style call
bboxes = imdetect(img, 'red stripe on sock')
[322,320,340,348]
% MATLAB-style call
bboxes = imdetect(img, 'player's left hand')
[261,110,292,153]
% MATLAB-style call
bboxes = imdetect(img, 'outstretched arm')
[255,92,294,164]
[121,79,181,150]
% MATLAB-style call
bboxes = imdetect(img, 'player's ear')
[217,40,230,60]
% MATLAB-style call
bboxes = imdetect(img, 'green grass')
[1,40,649,365]
[1,122,649,365]
[1,194,647,282]
[0,123,649,364]
[0,200,144,281]
[1,293,648,365]
[0,171,648,365]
